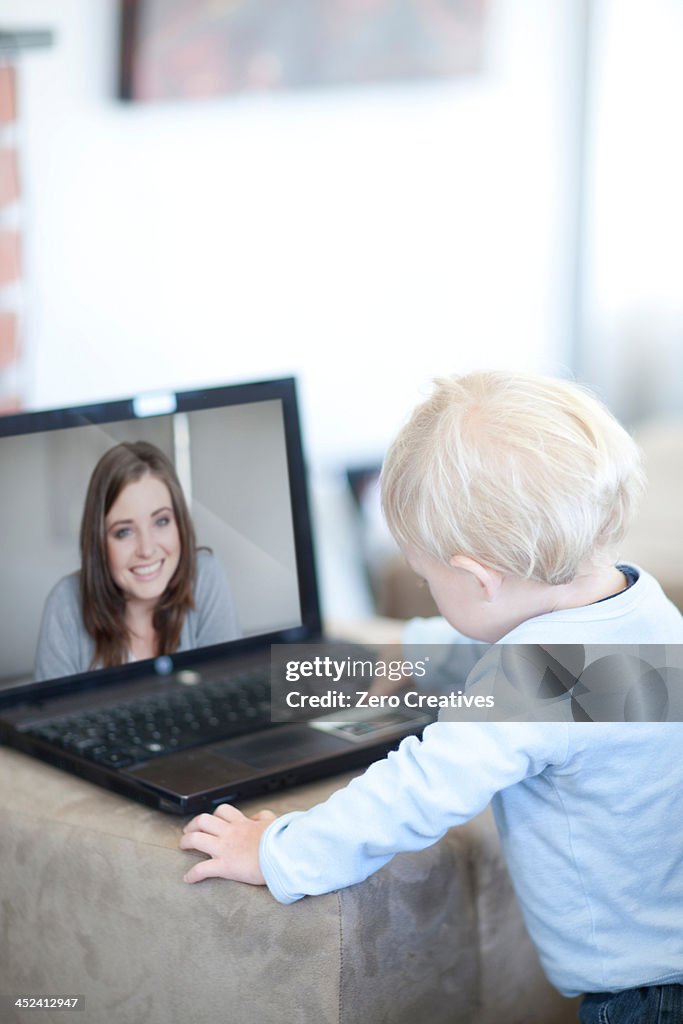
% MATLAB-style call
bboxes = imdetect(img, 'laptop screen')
[0,378,320,689]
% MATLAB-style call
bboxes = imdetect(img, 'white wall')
[581,0,683,422]
[3,0,580,617]
[6,0,577,468]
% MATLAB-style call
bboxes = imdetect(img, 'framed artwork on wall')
[119,0,489,102]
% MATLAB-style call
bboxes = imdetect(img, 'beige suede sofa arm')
[0,747,578,1024]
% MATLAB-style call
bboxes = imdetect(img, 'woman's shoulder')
[195,548,227,587]
[196,548,215,570]
[188,549,240,644]
[44,571,81,610]
[35,571,90,681]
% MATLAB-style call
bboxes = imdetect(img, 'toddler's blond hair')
[381,371,645,585]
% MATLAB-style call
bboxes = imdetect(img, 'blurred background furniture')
[621,418,683,613]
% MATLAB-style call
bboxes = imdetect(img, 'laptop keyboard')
[25,670,272,769]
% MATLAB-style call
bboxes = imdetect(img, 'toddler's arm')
[180,721,568,901]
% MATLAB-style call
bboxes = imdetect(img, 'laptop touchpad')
[213,725,347,770]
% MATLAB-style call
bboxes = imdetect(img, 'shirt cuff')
[258,811,306,904]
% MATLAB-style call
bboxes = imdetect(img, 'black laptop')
[0,377,429,814]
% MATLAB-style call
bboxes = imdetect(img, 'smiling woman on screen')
[34,441,241,682]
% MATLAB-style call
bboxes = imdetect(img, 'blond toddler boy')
[180,371,683,1023]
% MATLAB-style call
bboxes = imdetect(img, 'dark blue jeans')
[580,985,683,1024]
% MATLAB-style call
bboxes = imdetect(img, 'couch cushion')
[0,747,579,1024]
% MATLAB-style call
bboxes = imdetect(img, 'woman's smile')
[130,559,164,580]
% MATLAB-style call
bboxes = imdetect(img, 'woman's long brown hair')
[80,441,197,669]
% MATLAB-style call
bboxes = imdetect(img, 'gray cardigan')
[33,550,241,682]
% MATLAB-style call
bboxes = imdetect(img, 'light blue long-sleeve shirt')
[259,566,683,996]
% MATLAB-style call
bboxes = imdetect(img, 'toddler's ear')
[449,555,503,602]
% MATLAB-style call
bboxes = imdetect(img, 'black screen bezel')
[0,376,322,706]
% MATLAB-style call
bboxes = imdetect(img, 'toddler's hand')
[180,805,277,886]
